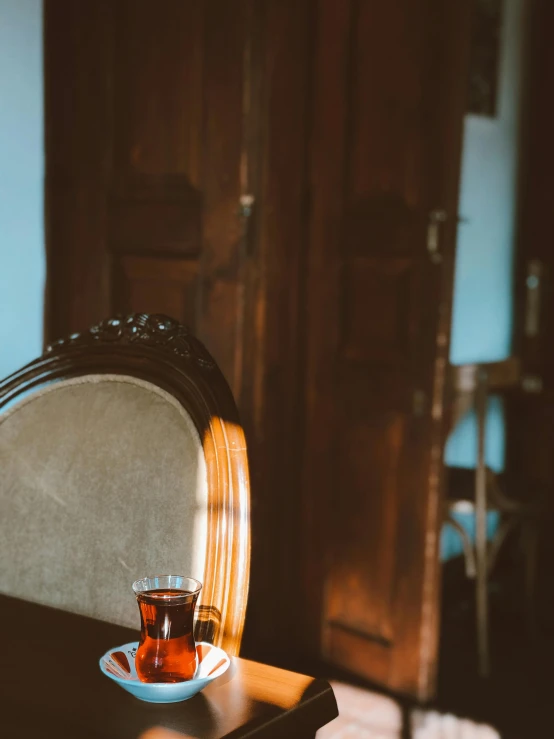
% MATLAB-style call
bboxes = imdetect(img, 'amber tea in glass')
[132,575,202,683]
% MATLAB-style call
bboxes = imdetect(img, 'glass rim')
[132,574,202,598]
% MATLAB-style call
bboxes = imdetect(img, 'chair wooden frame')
[0,313,250,657]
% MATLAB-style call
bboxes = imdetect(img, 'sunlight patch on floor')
[317,682,501,739]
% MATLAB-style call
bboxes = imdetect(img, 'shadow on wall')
[0,0,45,379]
[442,0,527,559]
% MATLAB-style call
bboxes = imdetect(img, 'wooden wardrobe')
[44,0,472,700]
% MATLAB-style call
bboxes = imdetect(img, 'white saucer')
[99,641,230,703]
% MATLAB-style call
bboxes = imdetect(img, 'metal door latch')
[427,209,448,264]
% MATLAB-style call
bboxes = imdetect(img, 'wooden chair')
[0,313,337,737]
[0,313,247,654]
[444,358,542,677]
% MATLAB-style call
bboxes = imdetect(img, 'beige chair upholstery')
[0,374,208,629]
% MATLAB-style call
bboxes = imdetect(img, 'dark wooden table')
[1,594,337,738]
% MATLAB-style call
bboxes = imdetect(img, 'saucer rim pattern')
[99,640,230,688]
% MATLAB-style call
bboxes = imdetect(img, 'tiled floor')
[436,544,554,738]
[317,682,500,739]
[315,526,554,739]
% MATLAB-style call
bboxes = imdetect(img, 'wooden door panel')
[303,0,471,699]
[109,197,202,256]
[113,0,204,179]
[46,184,111,337]
[345,196,427,256]
[114,257,197,321]
[349,1,429,200]
[326,415,404,642]
[341,257,420,363]
[44,0,113,338]
[195,0,246,394]
[45,0,246,391]
[326,622,392,686]
[338,363,414,416]
[108,0,206,346]
[327,0,437,679]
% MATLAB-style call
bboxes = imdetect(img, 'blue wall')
[442,0,526,559]
[0,0,44,379]
[447,0,526,471]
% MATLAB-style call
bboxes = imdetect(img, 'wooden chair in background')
[444,358,543,677]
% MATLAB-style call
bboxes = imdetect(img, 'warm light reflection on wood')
[139,728,196,739]
[240,660,314,710]
[200,415,250,656]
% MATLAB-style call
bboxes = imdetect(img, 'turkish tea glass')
[132,575,202,683]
